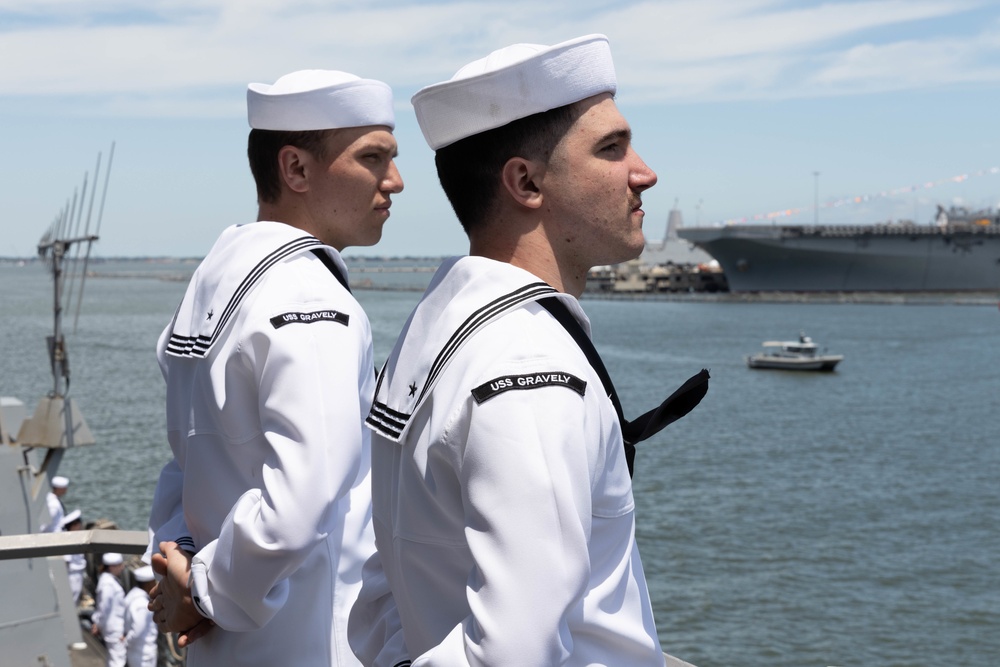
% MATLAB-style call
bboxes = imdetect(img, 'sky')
[2,0,999,259]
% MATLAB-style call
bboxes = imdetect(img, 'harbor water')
[2,259,997,667]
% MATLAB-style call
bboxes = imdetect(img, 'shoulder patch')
[471,371,587,405]
[270,310,349,329]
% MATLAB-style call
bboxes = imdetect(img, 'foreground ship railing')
[0,529,147,561]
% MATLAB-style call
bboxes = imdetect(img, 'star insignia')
[206,309,214,321]
[408,383,417,397]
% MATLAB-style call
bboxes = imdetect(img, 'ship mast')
[813,171,820,225]
[36,144,114,397]
[19,144,114,497]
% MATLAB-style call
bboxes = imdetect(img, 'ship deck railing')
[0,529,148,560]
[781,223,1000,238]
[0,532,700,667]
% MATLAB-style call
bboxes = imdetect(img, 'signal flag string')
[716,166,999,226]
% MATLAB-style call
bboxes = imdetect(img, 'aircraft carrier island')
[677,206,1000,293]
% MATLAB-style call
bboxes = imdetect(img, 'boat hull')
[678,223,1000,292]
[746,354,843,371]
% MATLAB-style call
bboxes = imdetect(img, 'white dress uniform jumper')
[123,587,157,667]
[93,570,127,667]
[147,221,378,667]
[354,256,665,667]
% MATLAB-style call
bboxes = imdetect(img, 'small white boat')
[746,334,843,371]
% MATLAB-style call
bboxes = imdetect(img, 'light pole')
[813,171,820,225]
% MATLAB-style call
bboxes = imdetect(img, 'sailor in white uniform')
[352,35,702,667]
[60,508,87,604]
[145,69,403,667]
[92,552,128,667]
[123,565,158,667]
[40,474,68,532]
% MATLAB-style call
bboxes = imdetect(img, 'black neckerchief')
[311,248,382,379]
[538,296,709,477]
[310,249,350,292]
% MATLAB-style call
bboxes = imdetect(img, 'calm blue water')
[2,260,997,667]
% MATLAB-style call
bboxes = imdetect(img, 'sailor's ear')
[500,157,543,210]
[277,146,310,194]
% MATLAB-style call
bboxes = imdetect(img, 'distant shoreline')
[6,257,996,305]
[582,290,1000,306]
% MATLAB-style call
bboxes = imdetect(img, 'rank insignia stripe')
[270,310,349,329]
[471,372,587,404]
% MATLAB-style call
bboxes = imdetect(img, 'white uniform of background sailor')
[93,552,127,667]
[40,474,68,532]
[145,69,403,666]
[60,508,87,604]
[351,35,703,667]
[123,565,158,667]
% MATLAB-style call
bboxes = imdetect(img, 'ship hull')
[678,224,1000,292]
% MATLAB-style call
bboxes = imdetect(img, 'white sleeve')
[92,578,108,630]
[124,596,151,646]
[123,597,136,644]
[188,308,366,632]
[348,548,410,667]
[41,493,63,532]
[147,459,195,558]
[91,600,102,629]
[414,381,596,666]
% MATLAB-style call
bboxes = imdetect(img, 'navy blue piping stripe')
[370,400,410,422]
[366,282,557,440]
[364,416,390,437]
[365,402,408,438]
[198,236,322,350]
[365,364,394,436]
[166,236,323,357]
[365,412,405,438]
[419,282,556,404]
[366,417,401,435]
[392,661,411,667]
[175,536,196,551]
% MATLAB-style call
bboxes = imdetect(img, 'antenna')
[813,171,820,225]
[35,143,114,395]
[73,142,114,332]
[17,148,110,489]
[63,171,89,317]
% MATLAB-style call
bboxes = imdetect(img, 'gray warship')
[677,205,1000,292]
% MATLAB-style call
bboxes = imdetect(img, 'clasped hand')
[148,541,215,647]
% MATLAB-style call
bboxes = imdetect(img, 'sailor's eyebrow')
[594,128,631,147]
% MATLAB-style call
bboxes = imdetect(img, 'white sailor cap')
[60,508,82,527]
[411,34,617,150]
[102,552,123,566]
[247,70,395,131]
[52,475,69,489]
[132,565,155,582]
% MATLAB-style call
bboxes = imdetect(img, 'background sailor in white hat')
[352,35,695,667]
[146,69,403,667]
[124,565,158,667]
[93,552,128,667]
[40,474,69,532]
[59,508,87,604]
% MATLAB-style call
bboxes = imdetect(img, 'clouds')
[812,25,1000,93]
[2,0,998,258]
[2,0,997,114]
[611,0,1000,102]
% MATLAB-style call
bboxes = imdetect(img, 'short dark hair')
[247,129,334,204]
[433,103,580,234]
